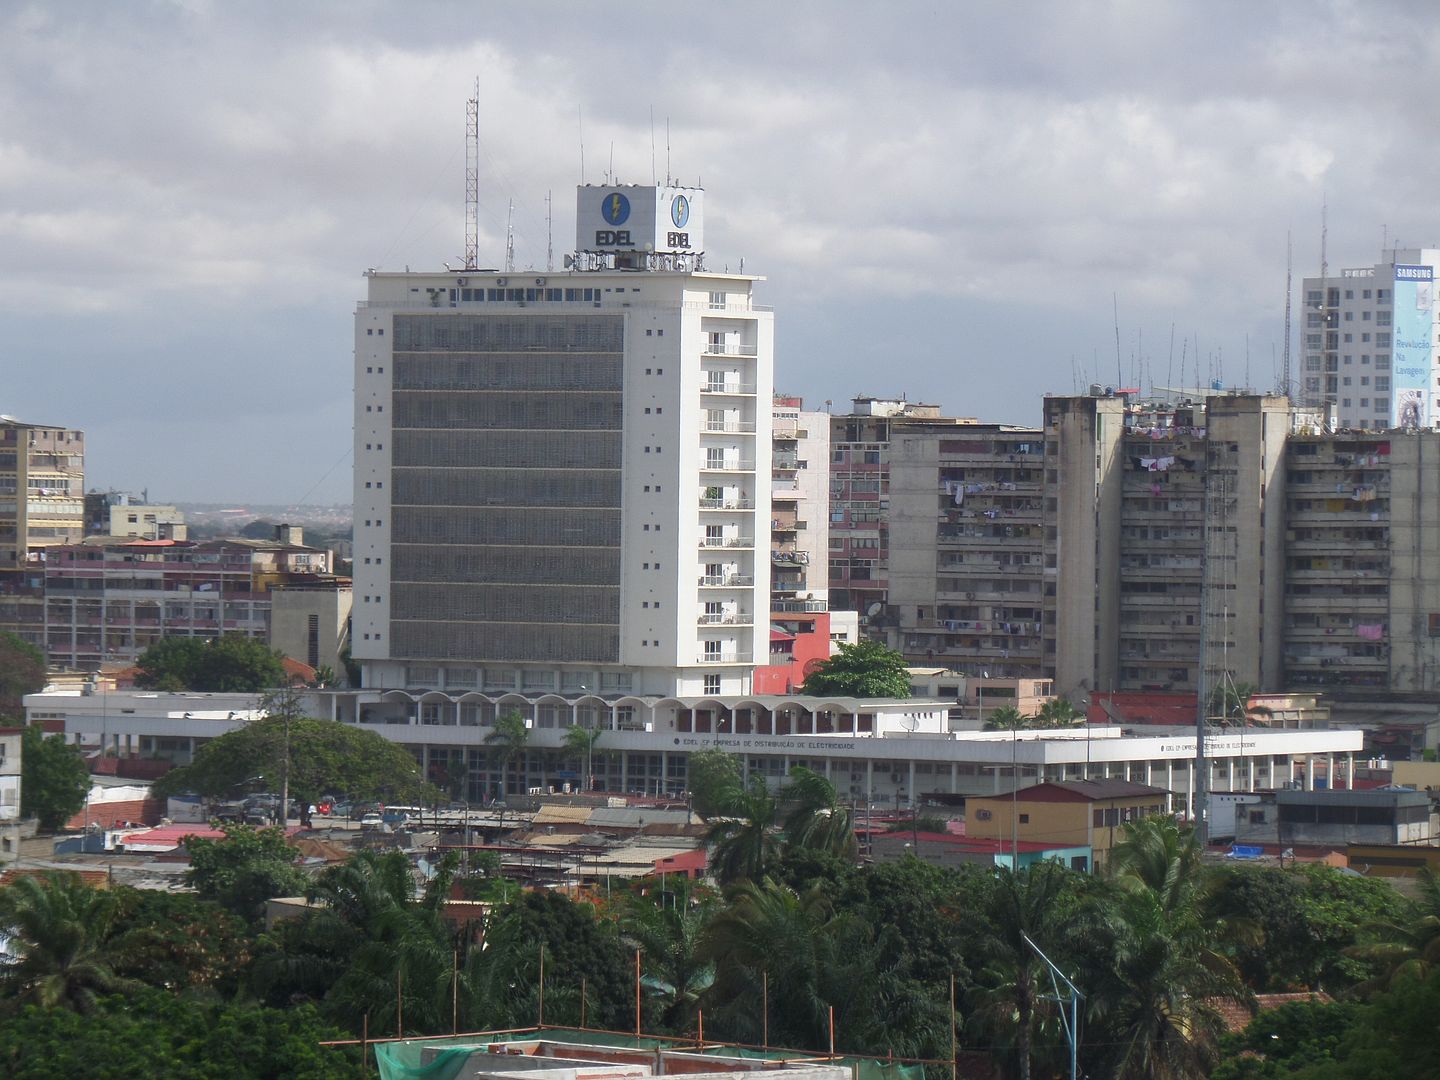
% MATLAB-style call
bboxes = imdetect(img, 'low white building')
[28,688,1366,811]
[1,726,23,862]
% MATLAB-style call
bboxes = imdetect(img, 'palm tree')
[485,709,530,799]
[563,724,604,792]
[704,775,782,885]
[1086,817,1249,1079]
[984,704,1026,731]
[1035,697,1083,729]
[964,861,1080,1080]
[0,872,138,1013]
[1347,865,1440,993]
[618,879,718,1033]
[780,766,857,860]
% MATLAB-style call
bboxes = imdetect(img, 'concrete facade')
[352,246,774,699]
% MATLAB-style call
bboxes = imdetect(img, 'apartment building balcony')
[772,427,798,442]
[772,599,827,613]
[703,420,756,434]
[698,574,754,587]
[700,497,755,510]
[700,536,754,549]
[770,516,801,532]
[696,651,753,665]
[771,482,800,500]
[698,612,754,626]
[700,383,757,397]
[700,460,756,473]
[701,343,759,356]
[1284,592,1388,612]
[1120,592,1201,609]
[771,550,811,566]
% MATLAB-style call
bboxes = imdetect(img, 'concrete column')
[1247,756,1256,793]
[621,751,630,791]
[661,751,669,797]
[865,759,873,807]
[907,760,916,807]
[950,761,958,795]
[1326,754,1335,790]
[1186,762,1194,819]
[1347,752,1356,790]
[1145,760,1153,786]
[1305,756,1315,791]
[1167,759,1174,795]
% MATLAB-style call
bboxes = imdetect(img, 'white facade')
[353,192,772,699]
[1300,247,1440,430]
[0,728,21,823]
[30,688,1367,809]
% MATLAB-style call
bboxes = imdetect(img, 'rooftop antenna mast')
[1113,294,1123,388]
[545,190,553,272]
[464,79,479,271]
[1281,232,1292,398]
[1318,196,1329,409]
[505,199,515,273]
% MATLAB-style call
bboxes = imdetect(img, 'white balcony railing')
[700,537,755,549]
[699,574,754,587]
[698,612,754,626]
[703,421,756,433]
[701,459,755,472]
[701,383,757,396]
[697,651,753,664]
[699,498,755,510]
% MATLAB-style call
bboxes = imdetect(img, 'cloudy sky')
[4,1,1438,503]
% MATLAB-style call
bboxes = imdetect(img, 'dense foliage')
[0,630,45,719]
[798,639,912,698]
[1,814,1434,1079]
[152,712,431,804]
[19,724,89,830]
[134,634,287,692]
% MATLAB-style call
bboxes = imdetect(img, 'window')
[1018,813,1030,824]
[704,674,721,694]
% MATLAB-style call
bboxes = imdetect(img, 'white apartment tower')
[352,184,773,698]
[1300,248,1440,430]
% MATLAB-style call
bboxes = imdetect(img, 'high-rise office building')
[351,184,773,699]
[1299,248,1438,430]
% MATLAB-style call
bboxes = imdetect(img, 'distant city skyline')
[5,2,1440,501]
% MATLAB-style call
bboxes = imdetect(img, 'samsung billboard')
[1391,264,1434,429]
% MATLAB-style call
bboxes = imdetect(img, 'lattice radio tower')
[464,80,479,271]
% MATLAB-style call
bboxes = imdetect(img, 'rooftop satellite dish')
[866,602,883,616]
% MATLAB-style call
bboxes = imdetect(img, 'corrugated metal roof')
[532,805,596,825]
[589,807,691,828]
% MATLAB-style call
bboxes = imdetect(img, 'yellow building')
[967,779,1171,871]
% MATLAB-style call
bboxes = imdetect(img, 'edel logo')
[671,194,689,229]
[601,192,630,226]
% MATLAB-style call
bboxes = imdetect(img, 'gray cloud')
[3,1,1439,498]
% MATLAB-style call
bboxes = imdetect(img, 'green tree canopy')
[20,725,89,830]
[798,639,912,698]
[0,988,361,1079]
[151,713,430,805]
[184,824,308,923]
[687,748,743,819]
[135,634,287,693]
[0,872,138,1013]
[0,630,45,720]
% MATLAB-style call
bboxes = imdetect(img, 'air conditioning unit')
[496,277,508,286]
[976,809,993,821]
[534,277,546,286]
[456,277,468,285]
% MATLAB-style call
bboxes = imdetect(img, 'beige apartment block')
[0,417,84,570]
[887,423,1045,677]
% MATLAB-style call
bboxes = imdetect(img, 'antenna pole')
[650,105,657,186]
[1318,197,1329,410]
[1113,294,1123,389]
[465,80,479,271]
[1282,232,1292,398]
[546,190,553,272]
[578,106,585,184]
[505,199,515,273]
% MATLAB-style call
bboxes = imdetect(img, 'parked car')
[359,813,384,829]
